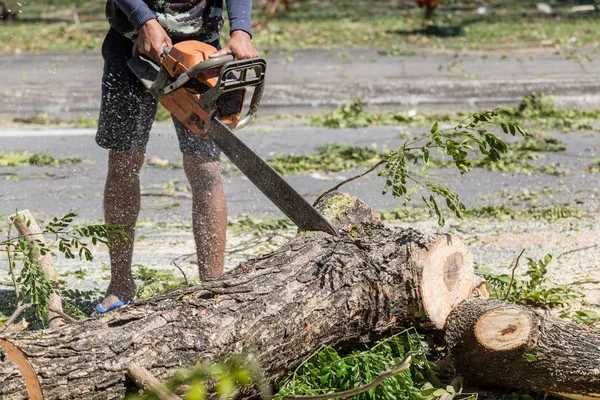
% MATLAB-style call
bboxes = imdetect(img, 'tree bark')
[0,193,476,400]
[445,299,600,400]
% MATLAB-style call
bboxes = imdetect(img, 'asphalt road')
[3,48,600,119]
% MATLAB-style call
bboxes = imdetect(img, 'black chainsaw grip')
[238,77,264,129]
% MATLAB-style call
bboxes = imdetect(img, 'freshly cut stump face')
[475,307,532,351]
[418,235,474,329]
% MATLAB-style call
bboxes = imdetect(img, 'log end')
[416,234,475,329]
[314,192,379,231]
[474,306,532,351]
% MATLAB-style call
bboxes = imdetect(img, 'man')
[95,0,257,313]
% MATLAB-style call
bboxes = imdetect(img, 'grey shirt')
[109,0,252,40]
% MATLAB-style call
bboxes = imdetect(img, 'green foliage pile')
[483,253,600,326]
[312,94,600,135]
[311,98,450,129]
[465,204,581,221]
[498,93,600,131]
[268,143,384,174]
[483,254,580,309]
[228,214,295,235]
[586,159,600,173]
[128,354,269,400]
[134,265,186,300]
[276,328,463,400]
[0,151,81,167]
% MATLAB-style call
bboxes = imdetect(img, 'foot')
[95,294,130,315]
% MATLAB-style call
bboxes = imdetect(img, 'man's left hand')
[210,30,257,60]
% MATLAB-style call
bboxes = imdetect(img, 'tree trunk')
[0,193,476,400]
[445,299,600,400]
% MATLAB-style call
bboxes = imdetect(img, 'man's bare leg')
[183,154,227,279]
[100,149,145,307]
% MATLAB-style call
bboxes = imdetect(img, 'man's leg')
[95,29,157,310]
[183,154,227,279]
[100,148,145,306]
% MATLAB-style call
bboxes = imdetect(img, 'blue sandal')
[94,299,129,315]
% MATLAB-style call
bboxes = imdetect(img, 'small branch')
[48,306,78,324]
[313,160,385,206]
[557,244,598,260]
[282,355,412,400]
[504,249,525,301]
[0,303,33,333]
[127,363,182,400]
[5,222,20,301]
[170,255,191,286]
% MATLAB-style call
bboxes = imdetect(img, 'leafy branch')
[0,212,126,326]
[317,110,528,225]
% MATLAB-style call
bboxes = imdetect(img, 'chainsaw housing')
[157,41,266,136]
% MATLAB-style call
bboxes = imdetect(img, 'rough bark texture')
[445,299,600,399]
[0,193,475,399]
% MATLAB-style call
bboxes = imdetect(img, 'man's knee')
[183,154,223,188]
[107,149,145,181]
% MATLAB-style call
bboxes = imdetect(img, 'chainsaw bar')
[209,119,337,236]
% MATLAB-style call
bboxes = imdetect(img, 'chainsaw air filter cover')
[160,41,245,135]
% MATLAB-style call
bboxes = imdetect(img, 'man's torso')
[107,0,223,41]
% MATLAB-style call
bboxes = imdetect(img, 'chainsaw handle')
[237,79,264,129]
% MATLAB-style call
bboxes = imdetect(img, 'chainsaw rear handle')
[215,58,267,129]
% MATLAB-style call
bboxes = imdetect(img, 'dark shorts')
[96,29,221,159]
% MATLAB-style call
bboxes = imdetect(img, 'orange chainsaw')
[127,41,336,235]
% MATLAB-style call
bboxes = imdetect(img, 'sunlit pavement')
[3,48,600,120]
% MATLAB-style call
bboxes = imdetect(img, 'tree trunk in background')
[445,299,600,400]
[0,193,476,400]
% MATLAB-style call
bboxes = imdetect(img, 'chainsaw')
[127,41,336,235]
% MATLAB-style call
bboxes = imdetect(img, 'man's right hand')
[136,19,172,63]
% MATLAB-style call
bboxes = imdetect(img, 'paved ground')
[3,48,600,120]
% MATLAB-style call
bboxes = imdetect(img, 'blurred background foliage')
[0,1,599,53]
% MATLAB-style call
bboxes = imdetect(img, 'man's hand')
[210,30,257,60]
[136,19,172,63]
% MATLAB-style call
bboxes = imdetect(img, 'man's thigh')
[96,29,157,152]
[173,118,221,160]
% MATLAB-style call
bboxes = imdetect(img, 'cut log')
[445,299,600,399]
[8,210,64,328]
[0,193,476,399]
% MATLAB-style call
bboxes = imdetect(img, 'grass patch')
[268,143,384,174]
[0,151,81,167]
[5,1,600,54]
